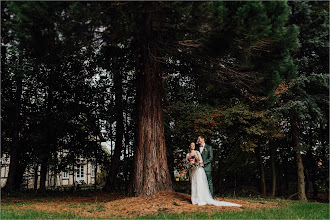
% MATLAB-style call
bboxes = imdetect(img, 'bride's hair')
[188,142,195,152]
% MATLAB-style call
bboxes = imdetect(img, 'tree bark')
[124,102,130,183]
[38,77,53,193]
[53,165,56,188]
[291,114,308,202]
[94,136,98,190]
[3,75,22,192]
[255,144,266,197]
[104,54,124,192]
[295,151,308,202]
[34,164,39,193]
[129,10,172,196]
[94,163,97,190]
[307,127,318,197]
[270,140,276,198]
[15,160,27,190]
[38,158,48,193]
[319,122,327,195]
[72,160,76,192]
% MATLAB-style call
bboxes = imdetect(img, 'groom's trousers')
[205,171,214,197]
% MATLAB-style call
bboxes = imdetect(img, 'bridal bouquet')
[184,154,200,170]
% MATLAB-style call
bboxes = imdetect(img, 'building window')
[76,165,84,178]
[62,171,69,179]
[76,165,86,184]
[62,166,70,179]
[91,165,95,178]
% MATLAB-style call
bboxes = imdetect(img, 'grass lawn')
[1,208,78,219]
[138,200,329,219]
[1,193,329,219]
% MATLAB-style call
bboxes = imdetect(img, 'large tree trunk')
[104,54,124,192]
[38,158,48,193]
[3,75,22,193]
[270,140,276,198]
[129,10,172,196]
[15,160,27,190]
[38,72,54,193]
[39,103,53,192]
[291,115,308,202]
[255,144,266,197]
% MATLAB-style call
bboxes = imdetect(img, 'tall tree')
[129,2,174,196]
[2,1,26,192]
[272,1,329,201]
[3,64,23,192]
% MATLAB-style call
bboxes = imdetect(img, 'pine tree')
[273,1,329,201]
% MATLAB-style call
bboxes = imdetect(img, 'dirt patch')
[2,191,278,218]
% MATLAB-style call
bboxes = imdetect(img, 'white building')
[1,135,111,189]
[1,154,102,189]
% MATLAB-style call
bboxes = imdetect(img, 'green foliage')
[273,1,329,143]
[166,102,282,154]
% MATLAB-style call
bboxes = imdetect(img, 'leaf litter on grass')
[2,191,278,218]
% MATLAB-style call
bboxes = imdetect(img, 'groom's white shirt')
[199,143,205,153]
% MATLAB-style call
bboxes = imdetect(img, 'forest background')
[1,1,329,204]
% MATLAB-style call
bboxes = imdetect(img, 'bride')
[186,142,242,207]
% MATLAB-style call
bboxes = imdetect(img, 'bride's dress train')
[190,167,241,207]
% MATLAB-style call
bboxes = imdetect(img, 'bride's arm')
[197,152,203,167]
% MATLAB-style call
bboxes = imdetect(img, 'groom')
[198,135,214,198]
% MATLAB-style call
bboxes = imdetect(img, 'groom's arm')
[203,145,213,166]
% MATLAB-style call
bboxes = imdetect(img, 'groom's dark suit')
[200,144,214,197]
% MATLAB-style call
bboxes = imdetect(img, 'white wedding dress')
[188,152,242,207]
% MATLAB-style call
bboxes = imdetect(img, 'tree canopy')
[1,1,328,201]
